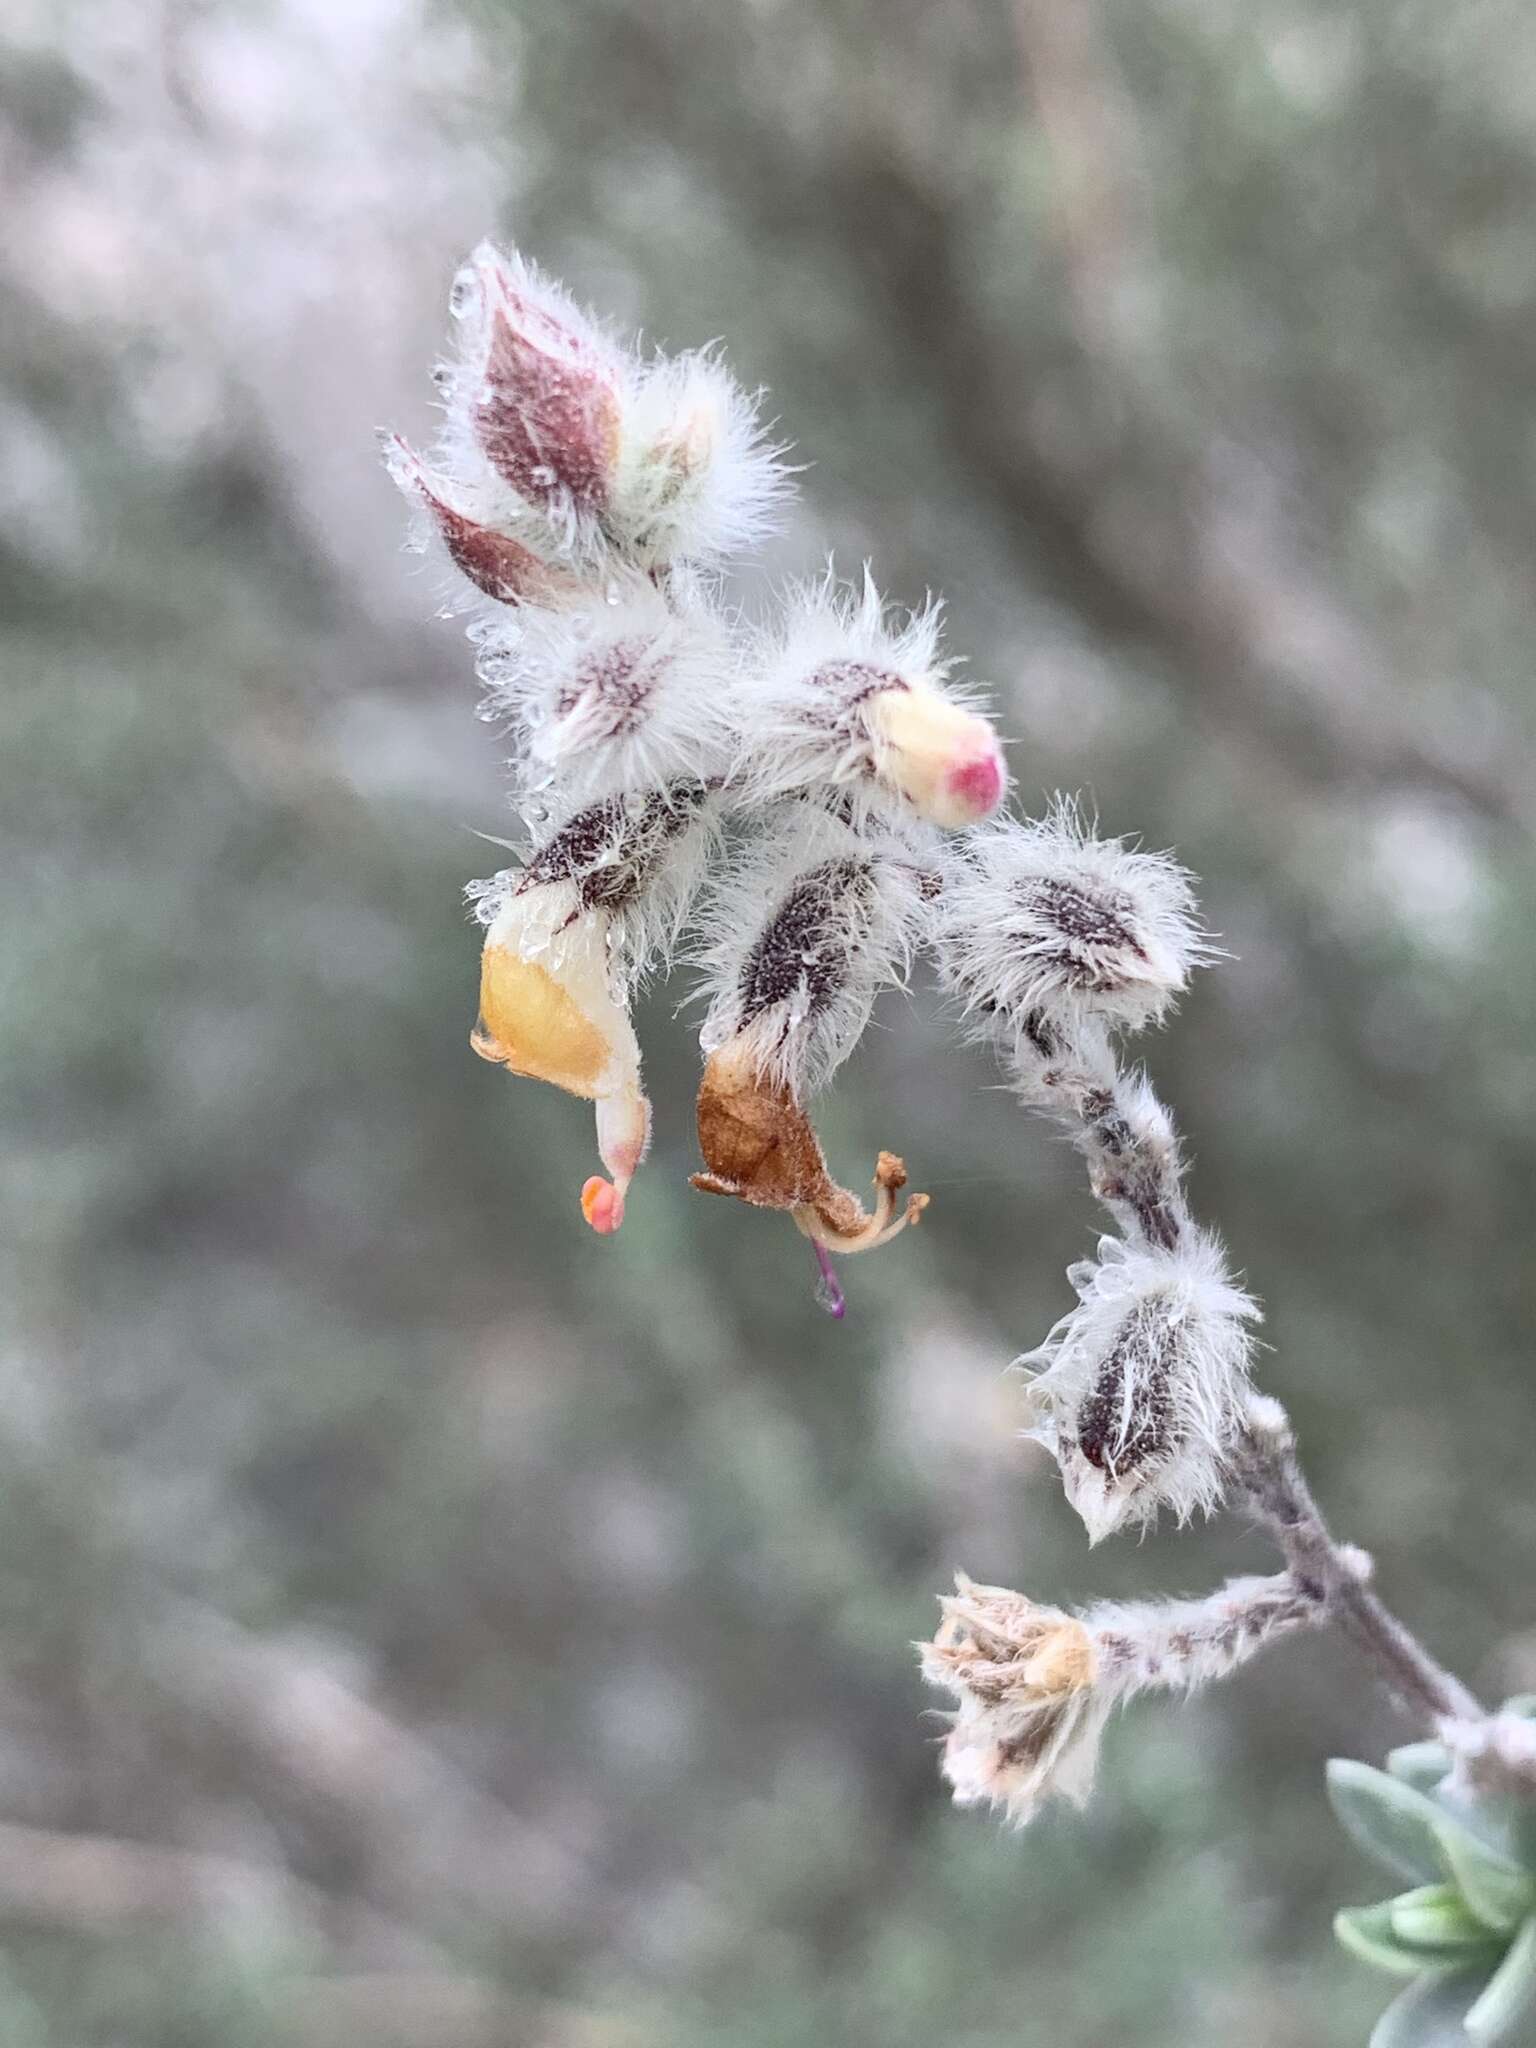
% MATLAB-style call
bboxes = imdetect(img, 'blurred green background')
[2,0,1535,2041]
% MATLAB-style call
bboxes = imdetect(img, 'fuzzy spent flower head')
[742,573,1007,829]
[935,802,1212,1039]
[1022,1231,1260,1543]
[691,1034,928,1253]
[920,1577,1109,1824]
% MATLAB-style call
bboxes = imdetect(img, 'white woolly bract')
[1102,1067,1180,1164]
[610,349,793,570]
[693,810,931,1094]
[1021,1231,1260,1543]
[468,777,721,984]
[934,800,1212,1037]
[734,571,995,825]
[472,574,737,805]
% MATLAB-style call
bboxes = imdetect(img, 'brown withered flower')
[690,1032,928,1254]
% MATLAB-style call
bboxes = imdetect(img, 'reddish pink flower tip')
[946,749,1005,820]
[580,1176,624,1234]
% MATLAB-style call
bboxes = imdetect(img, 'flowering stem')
[1019,1017,1485,1732]
[1235,1403,1482,1727]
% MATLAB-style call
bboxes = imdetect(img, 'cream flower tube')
[471,884,651,1234]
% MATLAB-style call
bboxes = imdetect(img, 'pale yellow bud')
[862,687,1006,828]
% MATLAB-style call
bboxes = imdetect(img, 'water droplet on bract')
[449,271,478,319]
[604,582,621,607]
[431,365,453,394]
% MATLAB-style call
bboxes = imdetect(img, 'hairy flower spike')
[921,1570,1322,1825]
[741,573,1006,829]
[935,801,1212,1038]
[1022,1233,1260,1542]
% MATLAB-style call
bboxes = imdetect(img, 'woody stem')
[1235,1411,1482,1727]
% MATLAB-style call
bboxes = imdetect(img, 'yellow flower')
[472,889,650,1233]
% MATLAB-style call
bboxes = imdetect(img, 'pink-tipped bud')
[464,250,623,521]
[863,687,1008,829]
[384,436,573,606]
[945,748,1005,820]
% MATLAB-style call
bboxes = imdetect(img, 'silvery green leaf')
[1501,1698,1536,1722]
[1338,1902,1443,1978]
[1370,1969,1490,2048]
[1392,1885,1504,1955]
[1435,1822,1536,1937]
[1389,1742,1454,1795]
[1330,1760,1454,1886]
[1465,1916,1536,2045]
